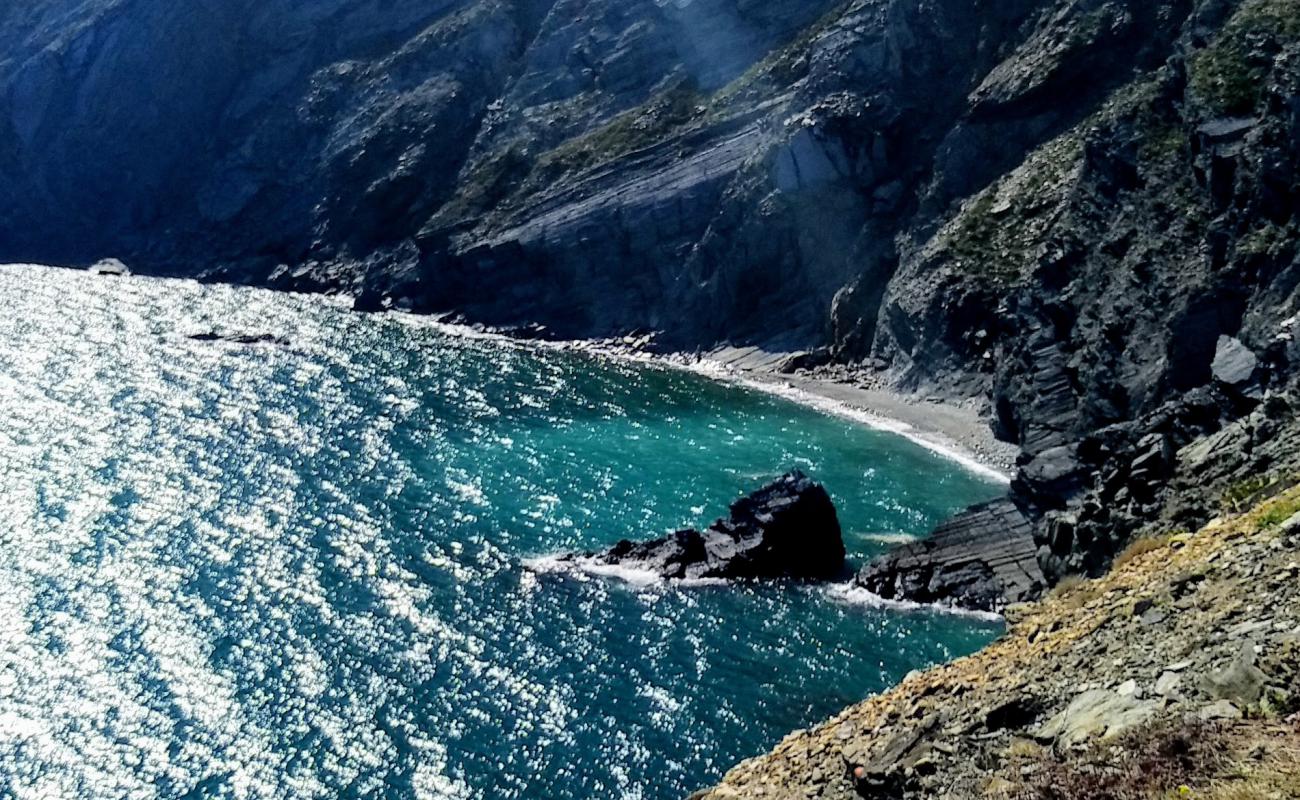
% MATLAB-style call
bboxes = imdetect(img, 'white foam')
[692,366,1011,485]
[377,314,1010,484]
[858,532,922,545]
[822,583,1004,622]
[524,555,727,589]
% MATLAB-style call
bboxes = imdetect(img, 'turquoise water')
[0,264,1002,800]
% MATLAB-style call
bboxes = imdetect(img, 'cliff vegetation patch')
[1189,0,1300,116]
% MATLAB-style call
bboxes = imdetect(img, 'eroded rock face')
[570,471,846,581]
[855,499,1045,612]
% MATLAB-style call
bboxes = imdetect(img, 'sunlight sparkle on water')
[0,265,1002,800]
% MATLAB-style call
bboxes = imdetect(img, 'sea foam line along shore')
[679,360,1013,485]
[561,340,1015,485]
[396,313,1013,485]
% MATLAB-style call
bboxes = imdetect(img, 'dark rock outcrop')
[571,471,846,581]
[856,499,1045,612]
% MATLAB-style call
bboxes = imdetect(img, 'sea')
[0,264,1004,800]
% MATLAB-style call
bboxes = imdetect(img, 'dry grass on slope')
[696,487,1300,800]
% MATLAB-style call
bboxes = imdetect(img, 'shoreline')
[30,266,1016,483]
[395,310,1017,483]
[686,356,1016,484]
[555,337,1017,484]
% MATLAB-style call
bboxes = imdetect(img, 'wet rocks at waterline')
[567,471,847,581]
[856,499,1045,612]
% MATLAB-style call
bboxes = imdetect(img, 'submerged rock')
[187,331,289,346]
[571,471,845,581]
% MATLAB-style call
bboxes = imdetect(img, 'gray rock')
[1211,336,1258,386]
[1196,700,1242,721]
[1202,644,1268,706]
[856,499,1045,612]
[1154,671,1182,696]
[1034,690,1157,749]
[1140,607,1168,627]
[773,125,852,192]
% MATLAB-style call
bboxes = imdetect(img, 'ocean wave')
[822,583,1005,622]
[858,532,921,545]
[695,369,1011,485]
[524,555,729,589]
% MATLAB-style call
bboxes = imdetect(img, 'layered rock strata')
[856,499,1045,612]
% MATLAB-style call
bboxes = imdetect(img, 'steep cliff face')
[2,0,1299,588]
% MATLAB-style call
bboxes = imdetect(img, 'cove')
[0,264,1003,800]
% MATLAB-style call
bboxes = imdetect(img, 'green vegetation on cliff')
[532,84,707,177]
[1189,0,1300,115]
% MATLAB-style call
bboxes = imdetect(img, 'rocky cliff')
[694,485,1300,800]
[2,0,1299,597]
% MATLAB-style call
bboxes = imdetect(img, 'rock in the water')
[572,471,845,581]
[89,258,130,276]
[855,499,1045,612]
[187,331,289,346]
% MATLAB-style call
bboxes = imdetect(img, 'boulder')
[1196,700,1242,721]
[1033,689,1157,749]
[571,471,846,581]
[1211,336,1258,386]
[1154,671,1183,696]
[1202,643,1268,706]
[777,347,834,374]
